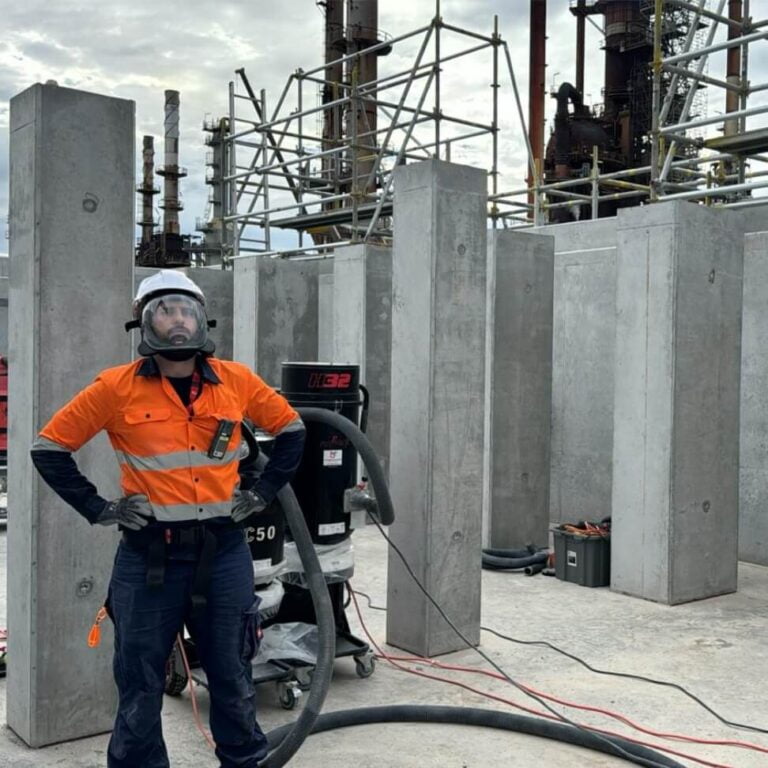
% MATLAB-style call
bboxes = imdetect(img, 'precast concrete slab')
[7,83,134,745]
[134,266,234,360]
[386,159,487,657]
[531,218,618,526]
[612,202,742,604]
[318,271,334,363]
[332,245,393,479]
[232,256,332,387]
[740,231,768,566]
[487,230,553,550]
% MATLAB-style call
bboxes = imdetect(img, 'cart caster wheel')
[294,667,314,692]
[355,653,376,679]
[277,682,301,710]
[164,645,188,696]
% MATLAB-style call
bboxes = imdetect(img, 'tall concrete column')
[531,218,618,526]
[232,256,331,386]
[8,83,134,745]
[612,202,743,604]
[487,231,554,550]
[332,244,393,478]
[739,231,768,566]
[386,160,487,657]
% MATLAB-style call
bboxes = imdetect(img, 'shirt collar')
[136,355,221,384]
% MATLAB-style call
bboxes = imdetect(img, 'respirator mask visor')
[140,293,209,357]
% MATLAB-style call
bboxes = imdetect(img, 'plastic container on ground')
[553,527,610,587]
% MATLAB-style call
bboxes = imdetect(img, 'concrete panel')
[135,266,233,360]
[8,83,134,745]
[488,231,553,549]
[332,244,393,479]
[531,218,617,525]
[386,159,486,657]
[232,256,330,387]
[612,202,742,604]
[232,256,258,369]
[733,203,768,234]
[318,271,334,362]
[740,231,768,565]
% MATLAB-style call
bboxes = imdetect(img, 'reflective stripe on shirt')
[31,435,72,453]
[151,500,234,522]
[113,448,240,473]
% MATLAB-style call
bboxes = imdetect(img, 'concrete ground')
[1,526,767,768]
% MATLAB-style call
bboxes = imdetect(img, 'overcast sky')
[1,0,764,254]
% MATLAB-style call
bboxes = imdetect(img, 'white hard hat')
[133,270,205,317]
[129,270,216,358]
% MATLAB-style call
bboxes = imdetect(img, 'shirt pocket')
[123,408,172,425]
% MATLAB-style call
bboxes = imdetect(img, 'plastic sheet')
[281,539,354,585]
[255,579,285,622]
[256,621,318,666]
[253,556,287,586]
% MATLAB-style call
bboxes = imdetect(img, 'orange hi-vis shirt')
[37,356,299,523]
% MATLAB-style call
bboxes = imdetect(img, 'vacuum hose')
[266,706,685,768]
[482,551,549,570]
[482,546,549,571]
[257,411,681,768]
[255,453,335,768]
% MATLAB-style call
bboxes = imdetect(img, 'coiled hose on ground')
[257,410,684,768]
[482,545,549,571]
[266,706,685,768]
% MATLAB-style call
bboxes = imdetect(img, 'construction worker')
[30,270,305,768]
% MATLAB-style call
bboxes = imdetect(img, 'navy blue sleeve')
[30,449,108,524]
[252,427,306,504]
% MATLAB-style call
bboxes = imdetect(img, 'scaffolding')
[495,0,768,225]
[203,1,768,257]
[210,10,544,261]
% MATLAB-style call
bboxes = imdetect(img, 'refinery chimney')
[158,89,187,235]
[137,135,158,246]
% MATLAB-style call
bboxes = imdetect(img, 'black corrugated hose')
[257,410,684,768]
[266,706,684,768]
[253,453,335,768]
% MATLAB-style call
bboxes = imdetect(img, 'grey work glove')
[96,494,152,530]
[231,489,268,523]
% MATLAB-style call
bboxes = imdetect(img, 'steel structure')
[495,0,768,225]
[197,1,768,255]
[203,8,541,261]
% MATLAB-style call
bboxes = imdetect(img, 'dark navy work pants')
[106,529,267,768]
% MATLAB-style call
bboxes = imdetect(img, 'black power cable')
[352,590,768,737]
[364,515,676,768]
[481,626,768,737]
[264,409,686,768]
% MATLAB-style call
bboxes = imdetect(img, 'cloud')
[3,0,768,248]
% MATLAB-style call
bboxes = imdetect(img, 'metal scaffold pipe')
[528,0,546,216]
[659,0,726,182]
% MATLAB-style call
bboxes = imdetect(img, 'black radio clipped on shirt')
[208,419,236,460]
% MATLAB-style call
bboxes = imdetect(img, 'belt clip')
[164,528,172,545]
